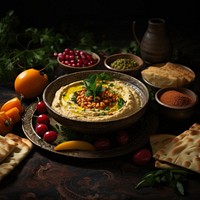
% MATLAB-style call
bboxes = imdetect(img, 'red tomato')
[37,114,50,125]
[133,149,152,165]
[36,101,48,114]
[94,137,111,150]
[116,130,129,145]
[35,123,49,137]
[43,131,57,143]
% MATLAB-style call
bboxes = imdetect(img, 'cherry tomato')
[116,130,129,145]
[133,149,152,166]
[43,131,57,143]
[94,137,111,150]
[35,123,49,137]
[36,101,48,114]
[36,114,50,125]
[14,68,48,99]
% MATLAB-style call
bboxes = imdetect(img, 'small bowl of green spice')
[104,53,144,77]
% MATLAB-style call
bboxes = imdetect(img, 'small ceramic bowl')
[155,87,198,120]
[57,50,101,73]
[104,53,144,76]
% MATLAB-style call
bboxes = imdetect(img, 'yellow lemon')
[54,140,95,151]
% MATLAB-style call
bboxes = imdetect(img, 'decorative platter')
[22,102,157,159]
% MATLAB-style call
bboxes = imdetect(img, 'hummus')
[51,78,142,122]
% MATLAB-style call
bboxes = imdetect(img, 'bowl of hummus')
[43,70,149,134]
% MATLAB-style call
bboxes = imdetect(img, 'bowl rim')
[141,75,161,89]
[104,53,144,72]
[155,87,198,109]
[43,70,149,123]
[57,50,101,69]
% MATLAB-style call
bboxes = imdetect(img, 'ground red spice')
[159,90,193,106]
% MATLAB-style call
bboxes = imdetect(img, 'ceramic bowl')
[43,70,149,135]
[155,87,198,120]
[104,53,144,76]
[57,50,101,73]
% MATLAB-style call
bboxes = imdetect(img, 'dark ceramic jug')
[133,18,173,64]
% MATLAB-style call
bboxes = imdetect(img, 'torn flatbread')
[0,135,17,163]
[0,133,33,182]
[153,123,200,173]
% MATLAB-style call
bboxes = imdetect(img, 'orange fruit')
[0,97,24,113]
[0,111,13,135]
[14,68,48,99]
[5,107,21,124]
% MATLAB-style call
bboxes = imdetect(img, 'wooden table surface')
[1,63,200,200]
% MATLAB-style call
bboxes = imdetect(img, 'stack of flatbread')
[141,62,195,88]
[150,123,200,173]
[0,133,33,182]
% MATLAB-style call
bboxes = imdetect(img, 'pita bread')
[150,134,179,169]
[0,135,17,163]
[0,133,33,182]
[163,62,195,83]
[150,134,176,154]
[189,123,200,131]
[141,66,179,88]
[153,123,200,173]
[154,160,179,169]
[141,62,195,88]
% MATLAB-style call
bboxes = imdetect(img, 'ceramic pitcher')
[133,18,173,64]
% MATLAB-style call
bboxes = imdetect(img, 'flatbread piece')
[141,62,195,88]
[150,134,176,154]
[150,134,180,169]
[0,135,17,163]
[153,123,200,173]
[0,133,33,182]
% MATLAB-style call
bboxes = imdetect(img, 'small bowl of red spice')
[155,87,198,120]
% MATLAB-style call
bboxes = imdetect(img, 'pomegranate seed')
[56,48,98,68]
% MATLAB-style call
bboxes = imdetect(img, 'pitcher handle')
[132,21,140,46]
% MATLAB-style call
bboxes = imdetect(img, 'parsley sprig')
[0,10,65,82]
[83,72,112,101]
[135,169,192,195]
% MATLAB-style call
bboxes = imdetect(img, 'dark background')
[0,0,200,63]
[1,0,199,30]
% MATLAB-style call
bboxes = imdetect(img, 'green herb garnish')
[83,72,112,101]
[118,98,125,109]
[135,169,192,195]
[71,92,78,103]
[0,10,65,82]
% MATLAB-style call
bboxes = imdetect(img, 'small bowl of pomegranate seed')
[55,48,101,73]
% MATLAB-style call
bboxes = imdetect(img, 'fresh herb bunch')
[0,11,141,84]
[82,73,125,109]
[0,10,65,82]
[83,72,112,101]
[135,169,192,195]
